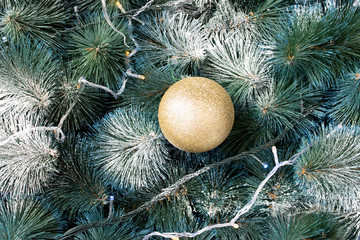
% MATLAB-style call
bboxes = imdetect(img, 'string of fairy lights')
[141,124,343,239]
[1,0,148,145]
[59,106,317,239]
[143,146,296,240]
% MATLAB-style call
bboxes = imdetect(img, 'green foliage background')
[1,0,360,239]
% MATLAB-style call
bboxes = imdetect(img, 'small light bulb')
[109,195,114,201]
[140,75,146,80]
[233,223,239,229]
[125,50,130,57]
[356,73,360,80]
[115,1,126,13]
[263,163,268,169]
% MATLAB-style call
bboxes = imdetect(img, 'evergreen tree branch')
[72,0,149,99]
[0,126,65,146]
[102,0,149,78]
[6,0,154,144]
[134,11,208,73]
[59,105,318,239]
[0,199,64,239]
[101,0,129,48]
[59,2,176,34]
[73,207,138,240]
[1,79,81,144]
[294,124,360,213]
[0,117,60,197]
[145,122,339,239]
[143,146,296,240]
[89,106,169,189]
[51,80,86,142]
[267,211,341,239]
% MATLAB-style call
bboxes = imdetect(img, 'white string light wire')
[0,0,155,145]
[143,146,296,240]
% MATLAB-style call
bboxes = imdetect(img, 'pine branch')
[205,0,287,35]
[294,125,360,211]
[64,0,149,100]
[123,60,182,111]
[0,199,64,239]
[253,81,323,140]
[0,0,67,48]
[68,13,130,88]
[186,161,247,221]
[205,0,253,34]
[0,116,59,197]
[48,74,108,132]
[341,211,360,239]
[74,208,138,239]
[331,68,360,125]
[242,149,308,215]
[220,82,323,154]
[89,107,169,189]
[0,40,59,120]
[134,11,208,73]
[45,136,109,218]
[203,31,271,107]
[6,0,358,238]
[59,106,316,239]
[263,5,334,87]
[140,190,196,234]
[267,211,341,239]
[143,146,295,239]
[264,4,360,86]
[15,0,154,146]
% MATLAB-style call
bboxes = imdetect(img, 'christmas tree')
[1,0,360,239]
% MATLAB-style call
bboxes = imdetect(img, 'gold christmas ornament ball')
[158,77,234,153]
